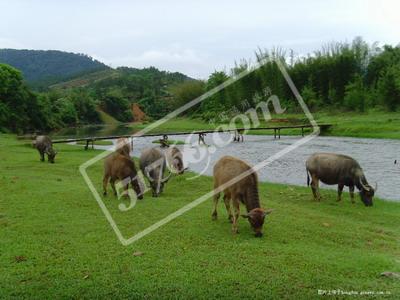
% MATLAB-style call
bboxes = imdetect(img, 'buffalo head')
[47,148,57,163]
[359,179,377,207]
[242,208,273,237]
[172,157,185,175]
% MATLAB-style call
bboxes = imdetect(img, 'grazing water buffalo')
[165,146,185,175]
[115,138,131,157]
[103,153,143,199]
[35,135,57,163]
[139,148,171,197]
[212,156,273,237]
[306,153,376,206]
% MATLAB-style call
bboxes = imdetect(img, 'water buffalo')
[35,135,57,163]
[139,148,171,197]
[165,146,185,175]
[103,153,143,199]
[212,156,273,237]
[115,138,131,157]
[233,129,244,142]
[306,153,377,206]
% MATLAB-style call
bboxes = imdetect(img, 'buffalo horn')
[359,178,371,191]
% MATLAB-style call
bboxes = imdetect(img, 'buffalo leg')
[39,151,45,162]
[223,195,233,223]
[231,198,240,234]
[349,185,355,203]
[212,192,220,220]
[110,178,117,196]
[310,175,321,201]
[102,174,110,195]
[337,184,344,202]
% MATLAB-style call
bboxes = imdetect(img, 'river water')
[83,133,400,202]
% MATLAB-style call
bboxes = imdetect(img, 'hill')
[51,66,193,121]
[0,49,109,88]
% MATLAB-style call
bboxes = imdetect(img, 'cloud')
[1,0,399,78]
[0,38,25,49]
[106,46,210,79]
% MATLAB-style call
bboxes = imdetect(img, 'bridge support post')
[84,140,89,150]
[278,129,281,139]
[274,129,276,139]
[301,127,304,137]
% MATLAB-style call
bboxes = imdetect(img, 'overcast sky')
[1,0,399,79]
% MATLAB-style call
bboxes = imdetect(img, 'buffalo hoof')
[255,232,263,238]
[228,216,233,223]
[211,213,217,220]
[103,192,107,196]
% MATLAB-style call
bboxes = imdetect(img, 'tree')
[200,71,229,119]
[169,80,205,112]
[377,65,400,111]
[301,84,320,109]
[343,75,367,111]
[0,63,50,132]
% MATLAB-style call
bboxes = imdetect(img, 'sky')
[0,0,399,79]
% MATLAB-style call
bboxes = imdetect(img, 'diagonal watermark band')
[79,58,320,246]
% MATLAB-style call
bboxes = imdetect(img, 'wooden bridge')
[49,124,332,150]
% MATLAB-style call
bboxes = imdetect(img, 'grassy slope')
[49,69,117,89]
[132,111,400,139]
[1,134,399,299]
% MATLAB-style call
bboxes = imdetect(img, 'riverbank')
[131,111,400,139]
[1,134,399,298]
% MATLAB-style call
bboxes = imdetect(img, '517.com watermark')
[318,289,392,296]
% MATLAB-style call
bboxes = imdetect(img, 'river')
[73,133,400,202]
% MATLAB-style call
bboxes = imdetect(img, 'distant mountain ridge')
[0,49,109,88]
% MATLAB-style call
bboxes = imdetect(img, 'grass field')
[1,134,399,299]
[76,140,114,146]
[132,111,400,140]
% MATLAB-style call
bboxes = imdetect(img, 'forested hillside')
[1,37,399,134]
[186,37,400,121]
[0,49,109,88]
[0,63,192,133]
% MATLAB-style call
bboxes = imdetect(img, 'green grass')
[151,139,186,145]
[1,134,399,299]
[131,111,400,139]
[76,140,114,146]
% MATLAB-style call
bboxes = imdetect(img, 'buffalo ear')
[241,214,249,219]
[263,208,273,217]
